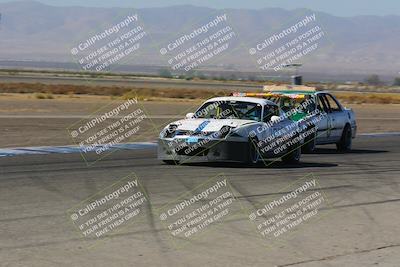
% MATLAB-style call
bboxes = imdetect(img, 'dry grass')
[335,92,400,104]
[0,82,230,100]
[1,82,400,104]
[34,92,54,99]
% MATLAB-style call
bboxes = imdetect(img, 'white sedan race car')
[158,96,306,165]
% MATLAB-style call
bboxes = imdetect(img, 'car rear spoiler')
[263,85,317,92]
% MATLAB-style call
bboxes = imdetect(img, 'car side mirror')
[270,115,280,123]
[185,113,195,119]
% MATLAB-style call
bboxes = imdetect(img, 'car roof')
[205,96,277,106]
[264,90,334,97]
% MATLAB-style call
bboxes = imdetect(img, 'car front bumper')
[157,138,249,163]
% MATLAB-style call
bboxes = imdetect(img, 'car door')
[324,94,347,142]
[315,94,333,144]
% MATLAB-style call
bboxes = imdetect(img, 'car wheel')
[336,125,352,152]
[247,136,260,165]
[163,160,179,165]
[282,145,301,164]
[302,129,316,153]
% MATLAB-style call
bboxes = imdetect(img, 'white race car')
[158,96,304,165]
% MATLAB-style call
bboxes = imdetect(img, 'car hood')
[170,118,256,132]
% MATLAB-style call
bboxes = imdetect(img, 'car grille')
[175,130,215,137]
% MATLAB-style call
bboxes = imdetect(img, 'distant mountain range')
[0,1,399,77]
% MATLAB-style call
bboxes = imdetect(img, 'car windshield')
[266,95,315,114]
[194,100,262,121]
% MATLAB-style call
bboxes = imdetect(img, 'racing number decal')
[194,120,210,134]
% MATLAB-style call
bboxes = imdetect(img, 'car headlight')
[161,124,178,138]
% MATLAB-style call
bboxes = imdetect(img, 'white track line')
[0,115,181,119]
[0,142,157,157]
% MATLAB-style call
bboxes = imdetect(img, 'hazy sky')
[2,0,400,16]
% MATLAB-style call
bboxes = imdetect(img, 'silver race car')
[158,96,304,165]
[259,85,357,153]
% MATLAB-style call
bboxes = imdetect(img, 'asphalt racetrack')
[1,134,400,267]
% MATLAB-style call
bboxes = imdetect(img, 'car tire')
[336,125,352,152]
[163,160,179,165]
[302,129,317,153]
[282,145,301,164]
[247,136,260,165]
